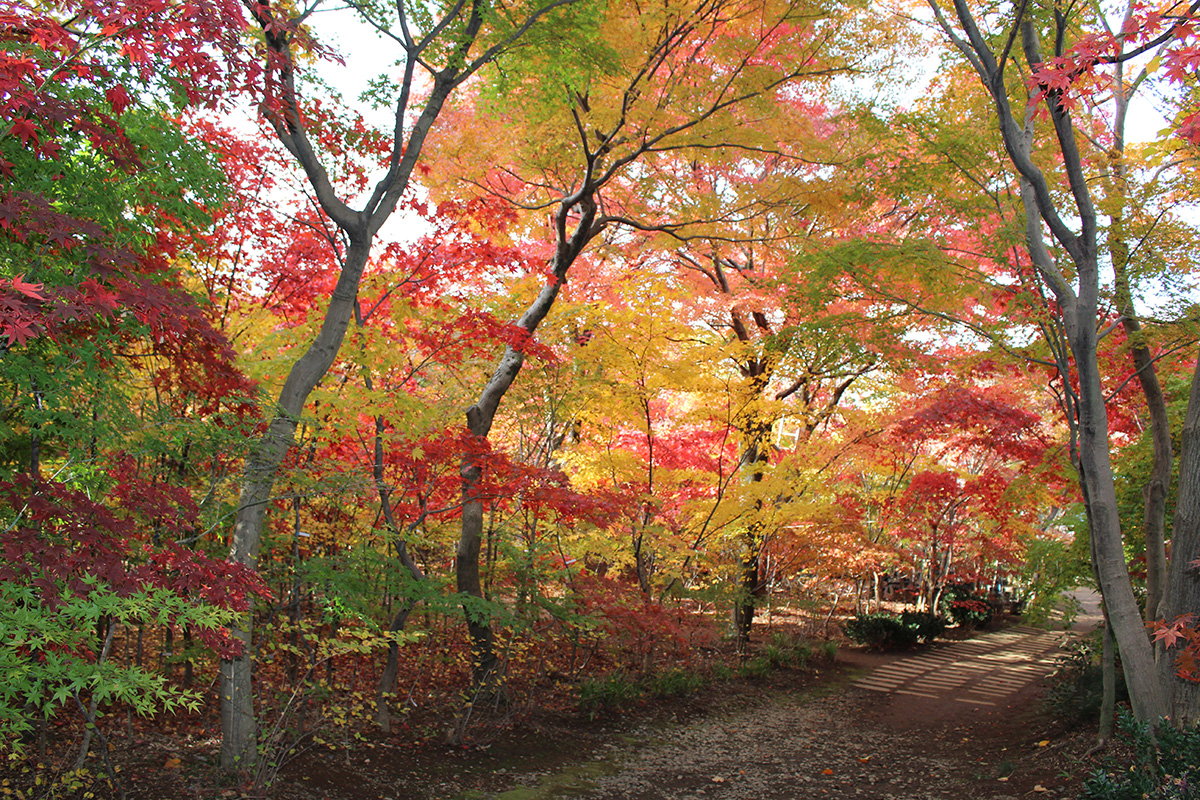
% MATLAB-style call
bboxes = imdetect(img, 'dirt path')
[478,626,1086,800]
[266,615,1101,800]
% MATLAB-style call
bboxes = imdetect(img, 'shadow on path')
[851,625,1067,709]
[485,622,1086,800]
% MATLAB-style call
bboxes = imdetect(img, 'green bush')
[1043,631,1126,726]
[764,631,814,668]
[709,663,735,681]
[900,610,948,643]
[578,672,642,717]
[843,613,921,649]
[1081,710,1200,799]
[649,668,706,698]
[739,655,772,679]
[579,666,709,716]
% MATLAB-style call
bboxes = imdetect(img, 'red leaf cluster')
[0,473,269,658]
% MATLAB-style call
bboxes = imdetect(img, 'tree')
[0,1,268,782]
[215,0,603,769]
[924,0,1200,725]
[425,0,874,684]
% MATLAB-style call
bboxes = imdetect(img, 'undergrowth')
[576,631,835,717]
[1081,710,1200,799]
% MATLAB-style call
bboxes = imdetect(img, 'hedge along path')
[851,626,1068,712]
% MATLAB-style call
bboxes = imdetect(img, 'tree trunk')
[1069,312,1169,722]
[733,522,764,651]
[458,463,501,690]
[1100,616,1116,744]
[944,14,1172,725]
[1157,349,1200,727]
[454,191,597,690]
[1107,76,1171,618]
[219,239,372,772]
[374,601,416,731]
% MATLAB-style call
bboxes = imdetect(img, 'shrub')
[764,631,814,668]
[739,655,772,679]
[649,668,706,698]
[947,598,994,629]
[1044,631,1126,727]
[709,663,735,681]
[900,610,948,643]
[843,613,920,650]
[578,671,642,718]
[1081,710,1200,799]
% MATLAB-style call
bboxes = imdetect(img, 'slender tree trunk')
[1107,75,1171,618]
[934,1,1173,725]
[455,192,597,689]
[75,619,115,770]
[1069,306,1168,721]
[1100,616,1116,744]
[375,601,416,731]
[1114,264,1172,620]
[367,403,430,729]
[458,471,500,690]
[219,239,372,771]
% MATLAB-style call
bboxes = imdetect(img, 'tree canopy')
[2,0,1199,791]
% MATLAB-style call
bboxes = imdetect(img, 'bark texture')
[218,0,505,765]
[457,194,599,690]
[1158,351,1200,727]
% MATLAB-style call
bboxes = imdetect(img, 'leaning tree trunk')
[456,194,599,691]
[220,240,372,770]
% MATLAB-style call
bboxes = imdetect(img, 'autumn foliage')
[1,0,1199,792]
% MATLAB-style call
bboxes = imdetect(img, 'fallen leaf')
[1037,740,1050,747]
[711,776,725,783]
[1034,785,1048,792]
[822,768,834,775]
[997,777,1009,782]
[858,756,871,763]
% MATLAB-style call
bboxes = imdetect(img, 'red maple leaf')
[9,118,39,147]
[3,319,37,346]
[10,274,46,300]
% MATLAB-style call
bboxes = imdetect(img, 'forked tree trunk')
[456,195,598,691]
[930,8,1175,724]
[217,0,503,764]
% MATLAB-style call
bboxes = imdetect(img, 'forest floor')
[265,617,1106,800]
[18,601,1115,800]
